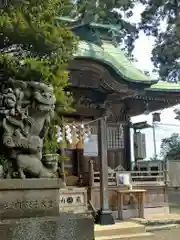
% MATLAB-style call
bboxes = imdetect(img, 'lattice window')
[89,124,124,149]
[107,126,124,149]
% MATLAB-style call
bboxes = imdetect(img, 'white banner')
[83,134,98,157]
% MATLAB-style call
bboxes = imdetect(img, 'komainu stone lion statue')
[0,79,57,179]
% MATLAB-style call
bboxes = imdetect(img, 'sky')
[128,4,180,159]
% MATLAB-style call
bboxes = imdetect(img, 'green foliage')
[0,0,77,113]
[59,150,69,162]
[160,108,180,160]
[174,108,180,121]
[66,0,139,55]
[160,133,180,160]
[139,0,180,82]
[43,124,59,154]
[0,0,78,150]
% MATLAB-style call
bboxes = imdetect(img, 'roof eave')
[74,54,158,86]
[147,88,180,93]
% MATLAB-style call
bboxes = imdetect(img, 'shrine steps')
[95,232,152,240]
[132,214,180,232]
[95,221,153,240]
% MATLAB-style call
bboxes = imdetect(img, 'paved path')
[147,189,180,239]
[168,189,180,214]
[152,228,180,240]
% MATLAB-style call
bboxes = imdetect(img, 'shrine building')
[58,18,180,224]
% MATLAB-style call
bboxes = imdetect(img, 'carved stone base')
[0,214,94,240]
[0,179,94,239]
[0,179,89,220]
[95,209,115,225]
[0,179,64,220]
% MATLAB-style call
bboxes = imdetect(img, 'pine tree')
[140,0,180,82]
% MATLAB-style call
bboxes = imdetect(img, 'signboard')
[83,134,98,157]
[59,188,87,213]
[116,172,131,186]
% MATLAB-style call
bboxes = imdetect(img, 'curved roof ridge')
[74,40,158,84]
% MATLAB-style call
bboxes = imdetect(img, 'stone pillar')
[96,117,115,225]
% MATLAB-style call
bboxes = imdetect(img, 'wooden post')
[89,159,94,187]
[76,148,84,177]
[96,117,115,225]
[164,161,169,203]
[124,121,131,171]
[76,135,84,177]
[60,147,66,187]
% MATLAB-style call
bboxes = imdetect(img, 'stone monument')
[0,79,94,240]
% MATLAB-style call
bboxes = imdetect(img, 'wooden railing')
[88,160,167,187]
[93,171,117,186]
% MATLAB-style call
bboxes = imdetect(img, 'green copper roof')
[147,81,180,92]
[75,41,180,92]
[58,17,180,91]
[75,41,158,84]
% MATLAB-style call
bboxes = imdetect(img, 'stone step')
[146,223,180,232]
[132,214,180,226]
[95,232,153,240]
[95,222,146,237]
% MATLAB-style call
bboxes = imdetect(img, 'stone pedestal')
[0,179,94,240]
[0,214,94,240]
[0,179,62,219]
